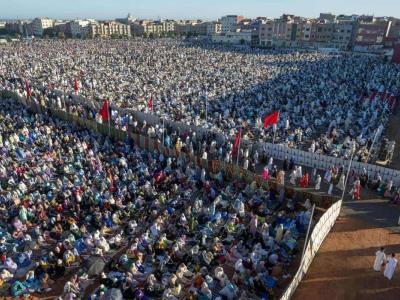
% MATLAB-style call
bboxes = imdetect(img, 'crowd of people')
[0,98,314,299]
[0,38,399,161]
[0,38,400,299]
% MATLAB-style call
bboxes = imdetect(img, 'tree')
[43,28,55,38]
[58,32,65,39]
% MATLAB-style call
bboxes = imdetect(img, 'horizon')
[0,0,399,20]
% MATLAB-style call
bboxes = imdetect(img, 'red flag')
[99,99,110,122]
[148,95,153,111]
[232,128,241,156]
[263,111,279,129]
[25,80,32,98]
[74,78,79,95]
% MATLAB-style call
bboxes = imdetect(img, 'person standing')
[384,253,398,280]
[373,247,386,272]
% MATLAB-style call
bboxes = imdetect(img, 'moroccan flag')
[232,128,241,156]
[148,95,153,111]
[25,80,32,98]
[263,111,279,129]
[74,78,79,95]
[99,99,110,122]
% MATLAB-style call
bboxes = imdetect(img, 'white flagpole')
[341,152,355,201]
[162,118,165,147]
[205,90,208,122]
[272,110,280,144]
[236,127,241,166]
[108,100,111,136]
[366,128,379,162]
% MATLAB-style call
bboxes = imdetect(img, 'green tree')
[57,32,65,39]
[43,28,55,38]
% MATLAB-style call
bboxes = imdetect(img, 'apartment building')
[332,22,354,50]
[27,17,54,36]
[174,20,202,35]
[354,18,389,50]
[131,20,174,36]
[87,21,131,38]
[206,22,222,35]
[69,20,93,37]
[387,18,400,39]
[5,21,25,35]
[259,21,275,46]
[212,29,252,44]
[221,15,244,33]
[314,22,335,47]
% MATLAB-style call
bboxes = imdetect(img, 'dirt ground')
[292,216,400,300]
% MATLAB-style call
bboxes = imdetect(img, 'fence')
[0,90,345,299]
[280,199,342,300]
[3,88,399,185]
[43,102,345,300]
[255,142,400,186]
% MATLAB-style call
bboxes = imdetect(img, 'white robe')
[328,183,333,195]
[315,176,321,190]
[374,250,386,271]
[384,257,397,280]
[337,174,346,191]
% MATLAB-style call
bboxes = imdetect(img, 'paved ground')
[292,105,400,300]
[293,214,400,300]
[290,178,400,300]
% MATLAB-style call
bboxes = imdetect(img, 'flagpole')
[162,118,165,148]
[108,100,111,136]
[366,128,379,162]
[205,92,208,123]
[236,127,241,166]
[341,152,355,201]
[272,110,280,144]
[63,86,67,112]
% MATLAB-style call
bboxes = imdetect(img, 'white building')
[30,17,53,36]
[212,30,252,44]
[221,15,244,33]
[259,21,275,46]
[206,22,222,35]
[70,20,94,37]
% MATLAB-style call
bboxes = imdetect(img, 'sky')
[0,0,399,20]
